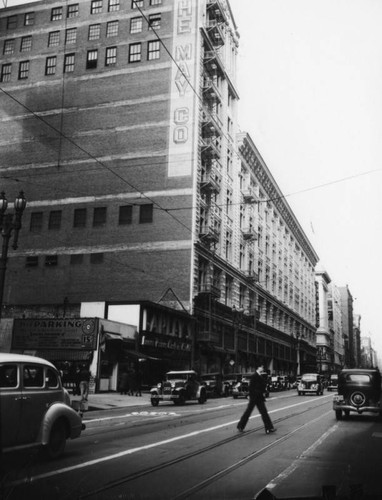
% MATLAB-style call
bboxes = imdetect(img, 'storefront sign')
[12,318,98,350]
[141,334,191,352]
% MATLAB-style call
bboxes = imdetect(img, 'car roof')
[340,369,379,374]
[0,352,56,368]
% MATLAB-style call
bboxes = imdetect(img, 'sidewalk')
[71,392,150,411]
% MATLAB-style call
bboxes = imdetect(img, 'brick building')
[0,0,319,381]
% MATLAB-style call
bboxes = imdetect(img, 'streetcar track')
[78,399,331,499]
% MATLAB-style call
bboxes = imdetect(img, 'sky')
[232,0,382,358]
[3,0,382,358]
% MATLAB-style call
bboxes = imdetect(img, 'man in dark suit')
[237,364,276,434]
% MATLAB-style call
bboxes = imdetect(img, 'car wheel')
[335,410,342,420]
[151,398,159,406]
[44,419,67,459]
[198,391,207,404]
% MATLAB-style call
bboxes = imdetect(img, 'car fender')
[38,402,83,445]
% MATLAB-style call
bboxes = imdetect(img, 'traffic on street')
[2,387,382,500]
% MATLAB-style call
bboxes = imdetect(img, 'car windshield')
[167,373,192,381]
[345,374,371,383]
[301,374,318,381]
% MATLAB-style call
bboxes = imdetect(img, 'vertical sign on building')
[168,0,197,177]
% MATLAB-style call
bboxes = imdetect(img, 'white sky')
[4,0,382,358]
[233,0,382,358]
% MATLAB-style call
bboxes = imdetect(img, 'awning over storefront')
[124,349,162,361]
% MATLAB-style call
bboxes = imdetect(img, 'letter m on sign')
[175,44,192,62]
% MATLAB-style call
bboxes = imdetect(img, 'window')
[93,207,106,226]
[45,255,58,267]
[24,365,44,387]
[150,0,161,4]
[91,0,103,14]
[132,0,143,8]
[48,31,60,47]
[18,60,29,80]
[7,15,17,29]
[48,210,62,229]
[65,28,77,45]
[20,36,32,52]
[148,13,161,30]
[119,205,132,225]
[64,53,75,73]
[51,7,63,21]
[106,20,119,37]
[1,64,12,83]
[67,4,79,18]
[45,56,57,76]
[130,17,142,33]
[3,39,15,55]
[88,24,101,40]
[30,212,43,232]
[0,365,17,388]
[108,0,120,12]
[139,204,153,223]
[105,46,117,66]
[73,208,86,227]
[129,43,141,62]
[26,256,39,267]
[46,368,59,388]
[70,254,83,265]
[24,12,35,25]
[148,40,160,60]
[90,253,104,264]
[86,49,98,69]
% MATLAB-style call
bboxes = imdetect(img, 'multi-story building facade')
[315,266,331,374]
[0,0,319,383]
[353,313,361,367]
[360,336,376,369]
[328,282,344,372]
[338,285,355,368]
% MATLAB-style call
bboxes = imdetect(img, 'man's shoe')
[265,428,276,434]
[237,425,244,432]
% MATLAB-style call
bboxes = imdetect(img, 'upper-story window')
[7,15,17,29]
[18,60,29,80]
[3,39,15,55]
[0,64,12,83]
[108,0,120,12]
[48,210,62,229]
[105,46,117,66]
[73,208,86,227]
[93,207,107,226]
[24,12,35,26]
[119,205,133,225]
[130,17,142,33]
[65,28,77,45]
[106,20,119,37]
[132,0,143,8]
[129,42,141,62]
[48,31,60,47]
[20,36,32,52]
[30,212,43,232]
[91,0,103,14]
[45,56,57,76]
[67,4,79,17]
[147,40,160,60]
[150,0,162,4]
[51,7,63,21]
[89,24,101,40]
[139,204,153,223]
[64,53,75,73]
[86,49,98,69]
[148,13,161,30]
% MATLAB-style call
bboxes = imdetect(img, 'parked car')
[327,374,339,392]
[222,373,242,397]
[150,370,207,406]
[232,372,270,399]
[0,353,85,459]
[200,372,223,397]
[297,373,324,396]
[270,375,289,391]
[333,368,382,420]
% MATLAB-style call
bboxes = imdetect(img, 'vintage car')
[297,373,324,396]
[200,372,223,397]
[270,375,290,391]
[0,353,85,459]
[150,370,207,406]
[232,372,270,399]
[327,374,339,392]
[222,373,243,397]
[333,368,382,420]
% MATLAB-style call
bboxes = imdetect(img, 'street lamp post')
[0,191,27,319]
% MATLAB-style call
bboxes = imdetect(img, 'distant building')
[328,282,345,372]
[338,286,355,368]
